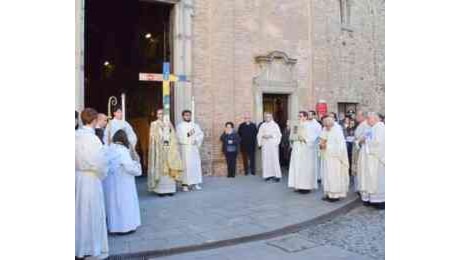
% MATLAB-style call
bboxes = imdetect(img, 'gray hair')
[323,117,335,127]
[367,112,379,120]
[356,110,367,117]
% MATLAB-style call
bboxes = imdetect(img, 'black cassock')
[95,128,105,144]
[238,122,258,175]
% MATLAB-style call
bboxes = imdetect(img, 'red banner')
[316,102,328,118]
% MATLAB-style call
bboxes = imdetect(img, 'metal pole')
[121,93,126,121]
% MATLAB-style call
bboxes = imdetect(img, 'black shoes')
[322,196,340,203]
[158,193,175,197]
[372,202,385,210]
[264,177,281,183]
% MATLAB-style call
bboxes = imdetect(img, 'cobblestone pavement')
[299,205,385,260]
[153,206,384,260]
[109,174,358,255]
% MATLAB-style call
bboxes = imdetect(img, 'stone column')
[75,0,85,111]
[173,0,194,124]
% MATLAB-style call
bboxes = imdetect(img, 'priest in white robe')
[320,117,349,202]
[257,112,282,182]
[288,111,321,193]
[176,110,204,191]
[353,111,370,192]
[75,108,109,259]
[103,129,142,234]
[147,109,183,196]
[308,110,323,183]
[104,106,138,149]
[358,112,385,209]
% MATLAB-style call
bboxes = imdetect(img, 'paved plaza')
[108,173,358,257]
[154,206,384,260]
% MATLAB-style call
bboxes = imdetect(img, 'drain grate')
[266,235,318,253]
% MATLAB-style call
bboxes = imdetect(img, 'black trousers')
[241,147,256,175]
[225,152,238,177]
[346,142,353,175]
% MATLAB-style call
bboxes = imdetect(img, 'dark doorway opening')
[84,0,174,172]
[262,93,290,166]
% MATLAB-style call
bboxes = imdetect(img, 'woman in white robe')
[75,109,109,259]
[320,117,350,202]
[103,130,142,234]
[104,107,137,147]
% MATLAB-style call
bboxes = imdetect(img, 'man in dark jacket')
[238,114,258,175]
[95,113,108,144]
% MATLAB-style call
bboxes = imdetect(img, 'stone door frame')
[252,51,300,174]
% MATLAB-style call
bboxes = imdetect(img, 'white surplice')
[103,143,142,233]
[360,122,385,203]
[75,126,109,259]
[288,120,321,190]
[257,120,282,179]
[353,121,370,192]
[310,119,323,182]
[321,125,350,199]
[103,118,138,146]
[176,121,204,185]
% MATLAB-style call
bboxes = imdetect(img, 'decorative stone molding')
[254,51,297,65]
[252,51,301,174]
[253,51,299,122]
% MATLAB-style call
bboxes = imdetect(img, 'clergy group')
[284,110,385,208]
[75,107,204,259]
[75,106,384,259]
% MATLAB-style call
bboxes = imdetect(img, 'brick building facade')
[75,0,385,176]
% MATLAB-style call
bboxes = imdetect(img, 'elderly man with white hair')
[319,117,350,202]
[357,112,385,210]
[257,112,282,182]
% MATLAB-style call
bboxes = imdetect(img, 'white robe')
[360,122,385,203]
[103,118,138,147]
[257,120,282,179]
[321,125,350,199]
[354,121,370,192]
[288,121,321,190]
[176,121,204,185]
[75,126,109,259]
[148,121,182,194]
[103,144,142,233]
[310,119,323,181]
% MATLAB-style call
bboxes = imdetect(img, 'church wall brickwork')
[191,0,384,176]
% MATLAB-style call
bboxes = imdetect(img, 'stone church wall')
[191,0,384,176]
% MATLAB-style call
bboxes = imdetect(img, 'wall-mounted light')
[145,33,152,39]
[104,61,110,66]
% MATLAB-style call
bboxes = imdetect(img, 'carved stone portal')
[253,51,300,175]
[253,51,299,124]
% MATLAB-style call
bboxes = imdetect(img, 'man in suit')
[238,113,258,175]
